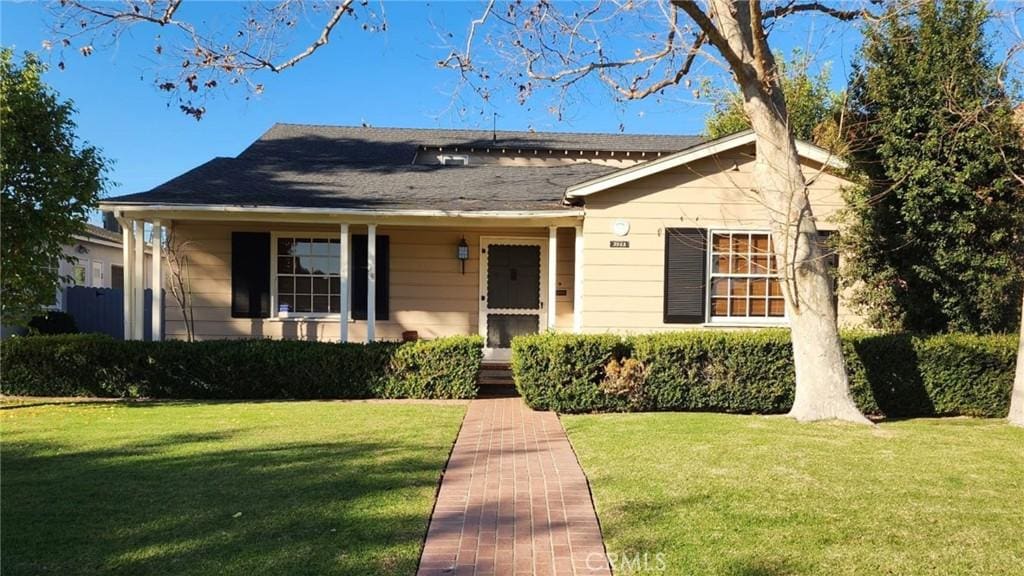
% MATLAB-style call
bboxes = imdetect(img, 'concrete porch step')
[478,364,514,388]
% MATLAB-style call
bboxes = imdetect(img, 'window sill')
[267,315,353,323]
[703,320,790,328]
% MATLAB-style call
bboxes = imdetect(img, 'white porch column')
[547,226,558,330]
[151,220,163,341]
[119,217,134,340]
[133,220,146,341]
[573,224,584,333]
[366,223,377,342]
[338,223,350,343]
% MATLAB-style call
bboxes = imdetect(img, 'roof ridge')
[267,122,700,140]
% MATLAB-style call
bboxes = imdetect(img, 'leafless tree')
[441,0,903,424]
[47,0,385,119]
[164,225,196,342]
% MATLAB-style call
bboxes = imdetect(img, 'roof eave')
[563,130,849,200]
[100,202,584,220]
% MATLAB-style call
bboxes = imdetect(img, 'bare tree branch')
[240,0,356,73]
[763,1,866,21]
[439,0,498,73]
[673,0,756,84]
[164,225,196,342]
[48,0,378,119]
[598,32,706,100]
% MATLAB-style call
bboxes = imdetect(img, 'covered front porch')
[114,208,584,357]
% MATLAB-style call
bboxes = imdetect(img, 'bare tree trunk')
[745,99,868,423]
[696,0,869,424]
[164,225,196,342]
[1009,292,1024,426]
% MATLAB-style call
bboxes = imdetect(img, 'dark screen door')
[484,244,542,348]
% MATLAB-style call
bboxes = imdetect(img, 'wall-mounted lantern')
[457,237,470,274]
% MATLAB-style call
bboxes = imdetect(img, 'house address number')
[609,240,630,248]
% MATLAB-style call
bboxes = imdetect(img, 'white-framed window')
[92,261,105,288]
[707,230,786,322]
[72,264,88,286]
[273,235,342,316]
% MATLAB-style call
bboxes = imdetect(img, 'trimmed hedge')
[380,336,485,399]
[0,334,483,400]
[512,330,1018,418]
[511,333,628,413]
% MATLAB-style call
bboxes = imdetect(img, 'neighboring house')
[100,124,856,359]
[56,222,152,309]
[0,222,152,339]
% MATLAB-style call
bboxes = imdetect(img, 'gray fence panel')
[65,287,165,341]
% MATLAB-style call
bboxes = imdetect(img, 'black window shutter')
[351,234,389,321]
[664,228,707,324]
[231,232,271,318]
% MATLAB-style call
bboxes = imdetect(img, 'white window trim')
[270,231,348,321]
[704,228,789,326]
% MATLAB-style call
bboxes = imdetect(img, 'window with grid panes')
[709,232,785,319]
[275,238,341,314]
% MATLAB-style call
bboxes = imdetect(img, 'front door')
[480,238,546,359]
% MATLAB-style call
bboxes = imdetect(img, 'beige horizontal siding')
[164,222,577,342]
[554,227,576,330]
[579,144,864,333]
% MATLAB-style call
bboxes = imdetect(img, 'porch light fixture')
[457,237,470,274]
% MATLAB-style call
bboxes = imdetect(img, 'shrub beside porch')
[512,330,1018,418]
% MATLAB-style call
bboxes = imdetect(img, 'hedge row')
[512,330,1018,417]
[0,334,484,400]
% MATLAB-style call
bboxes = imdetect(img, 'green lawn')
[1,400,466,576]
[563,413,1024,576]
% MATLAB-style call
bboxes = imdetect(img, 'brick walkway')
[417,397,611,576]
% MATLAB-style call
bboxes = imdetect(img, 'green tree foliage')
[1,48,108,326]
[704,51,846,154]
[841,0,1024,334]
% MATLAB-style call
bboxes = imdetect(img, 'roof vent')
[440,154,469,166]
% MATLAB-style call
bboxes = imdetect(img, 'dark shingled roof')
[106,123,704,212]
[78,222,123,243]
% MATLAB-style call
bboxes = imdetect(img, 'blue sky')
[2,1,869,204]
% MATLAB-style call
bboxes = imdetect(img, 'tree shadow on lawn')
[1,428,449,576]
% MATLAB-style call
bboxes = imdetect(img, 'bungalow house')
[99,124,857,360]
